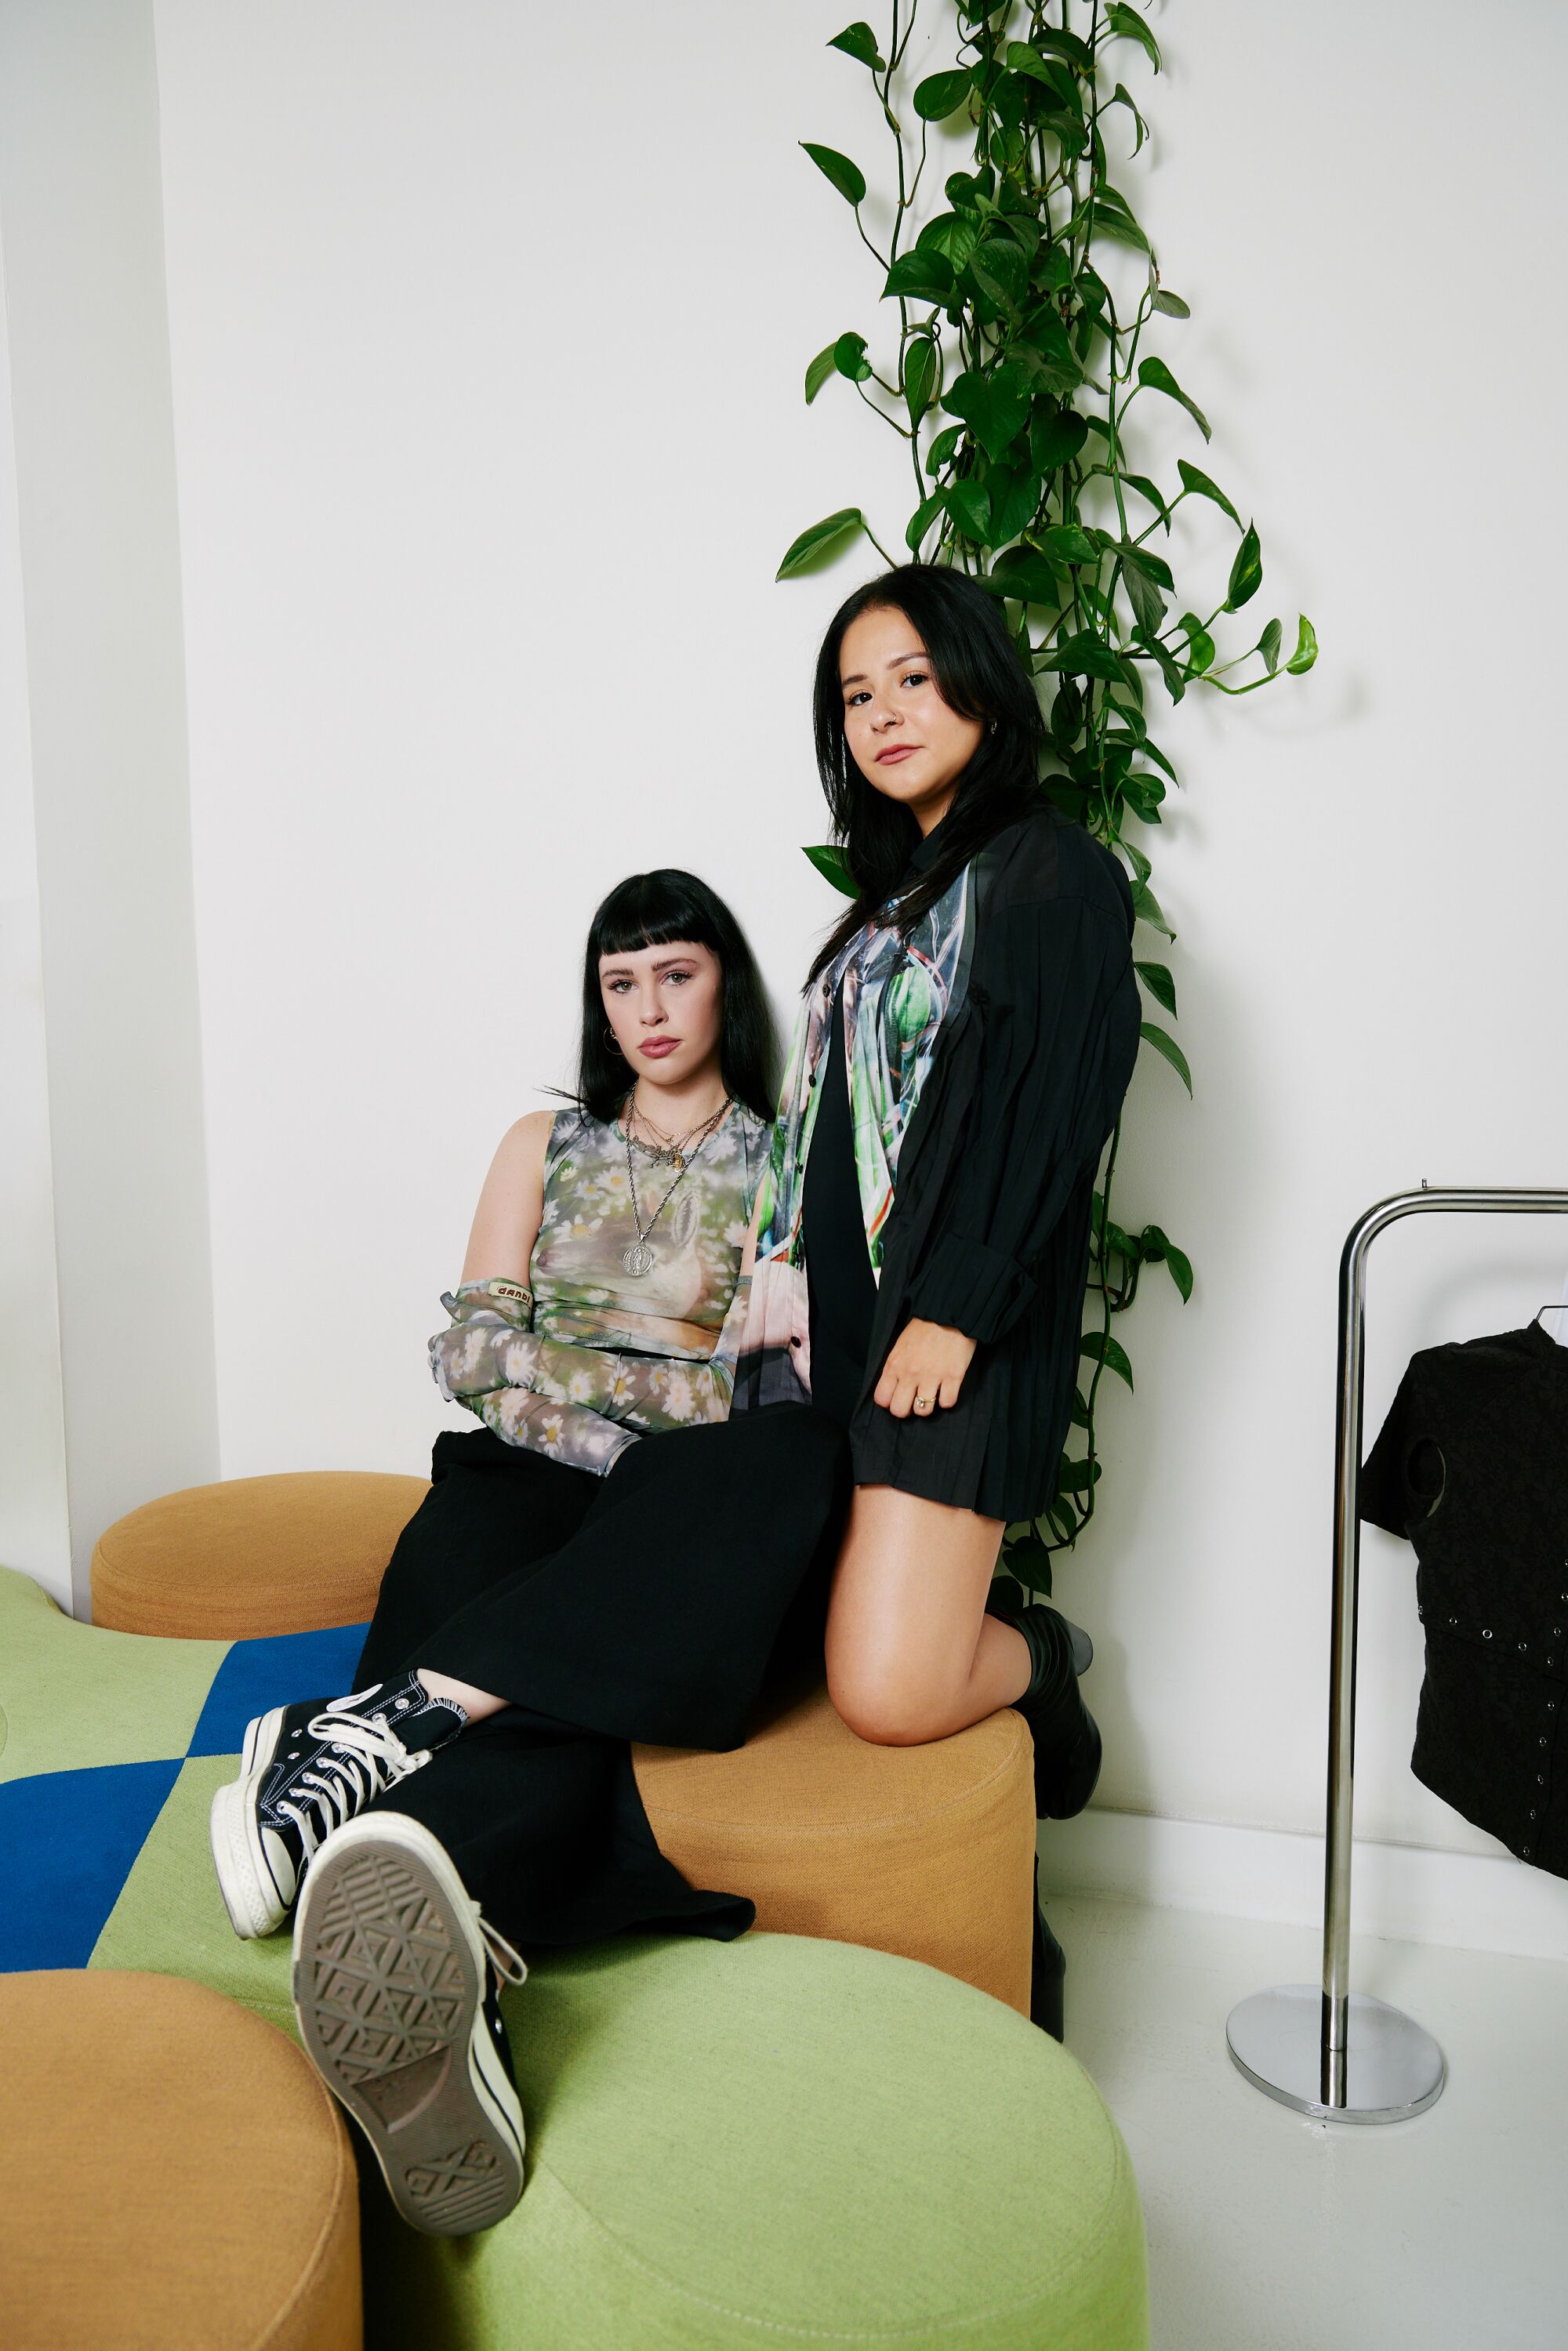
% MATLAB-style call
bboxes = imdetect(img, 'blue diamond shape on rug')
[187,1623,372,1758]
[1,1758,182,1968]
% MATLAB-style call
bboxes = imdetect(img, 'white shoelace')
[276,1707,530,1993]
[276,1710,431,1861]
[475,1909,528,1988]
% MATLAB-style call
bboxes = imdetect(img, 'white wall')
[1042,0,1568,1870]
[13,1,1564,1888]
[0,0,218,1612]
[0,231,70,1610]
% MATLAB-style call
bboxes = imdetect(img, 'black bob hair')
[573,869,778,1125]
[808,563,1047,983]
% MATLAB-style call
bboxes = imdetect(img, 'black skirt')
[352,1405,851,1951]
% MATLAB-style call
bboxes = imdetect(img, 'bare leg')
[417,1668,507,1725]
[824,1484,1031,1746]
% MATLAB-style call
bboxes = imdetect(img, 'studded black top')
[1360,1319,1568,1876]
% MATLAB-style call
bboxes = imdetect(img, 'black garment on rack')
[801,981,878,1431]
[1360,1320,1568,1876]
[352,1403,851,1949]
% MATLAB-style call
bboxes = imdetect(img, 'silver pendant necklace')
[619,1094,731,1276]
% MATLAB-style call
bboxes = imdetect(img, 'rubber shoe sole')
[240,1703,285,1780]
[209,1769,293,1940]
[292,1812,526,2238]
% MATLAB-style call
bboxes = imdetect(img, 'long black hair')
[808,563,1046,983]
[572,869,777,1123]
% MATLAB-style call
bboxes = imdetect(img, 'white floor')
[1051,1896,1565,2351]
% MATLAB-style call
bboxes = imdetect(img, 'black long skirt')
[351,1403,851,1953]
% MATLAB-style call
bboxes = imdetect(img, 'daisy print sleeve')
[428,1102,768,1473]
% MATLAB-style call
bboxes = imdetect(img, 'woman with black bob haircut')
[573,865,778,1123]
[208,866,848,2238]
[730,564,1142,2030]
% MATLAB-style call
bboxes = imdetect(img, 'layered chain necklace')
[619,1089,732,1277]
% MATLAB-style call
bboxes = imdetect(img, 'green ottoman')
[2,1565,1148,2348]
[361,1930,1148,2351]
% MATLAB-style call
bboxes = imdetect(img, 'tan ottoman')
[635,1672,1037,2015]
[0,1969,361,2351]
[92,1471,428,1638]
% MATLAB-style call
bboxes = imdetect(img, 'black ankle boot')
[1029,1855,1066,2042]
[987,1578,1102,1821]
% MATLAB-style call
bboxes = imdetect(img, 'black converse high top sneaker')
[292,1811,528,2238]
[209,1673,466,1940]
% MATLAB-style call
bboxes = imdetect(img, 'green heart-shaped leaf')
[828,22,885,71]
[989,548,1061,604]
[903,336,938,425]
[800,142,866,206]
[967,237,1027,312]
[1139,1021,1192,1094]
[1106,4,1162,72]
[1177,612,1215,673]
[1225,523,1262,611]
[905,492,945,554]
[917,210,981,269]
[1040,523,1099,564]
[1134,960,1176,1014]
[776,507,866,580]
[1286,615,1319,673]
[944,477,992,542]
[913,67,973,120]
[1030,408,1090,472]
[1176,458,1240,525]
[804,343,838,405]
[802,843,858,898]
[1036,629,1132,684]
[1138,356,1210,441]
[833,332,871,382]
[1080,1330,1134,1389]
[882,249,955,304]
[942,365,1030,459]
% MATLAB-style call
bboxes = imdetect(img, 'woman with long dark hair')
[208,869,848,2237]
[731,564,1142,2009]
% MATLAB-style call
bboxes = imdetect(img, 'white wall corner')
[0,0,219,1613]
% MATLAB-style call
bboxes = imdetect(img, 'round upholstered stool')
[635,1673,1037,2012]
[0,1969,361,2351]
[92,1470,428,1638]
[82,1467,1034,2016]
[362,1928,1147,2351]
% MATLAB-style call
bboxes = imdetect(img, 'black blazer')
[844,804,1141,1524]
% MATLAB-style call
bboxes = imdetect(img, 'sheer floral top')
[429,1101,769,1475]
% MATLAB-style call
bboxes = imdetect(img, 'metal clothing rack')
[1225,1186,1568,2124]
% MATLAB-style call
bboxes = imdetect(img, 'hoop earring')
[987,718,998,735]
[603,1026,623,1055]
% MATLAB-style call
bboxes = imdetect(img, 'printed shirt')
[734,856,977,1410]
[430,1101,768,1474]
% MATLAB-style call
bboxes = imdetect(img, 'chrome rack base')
[1226,1985,1445,2125]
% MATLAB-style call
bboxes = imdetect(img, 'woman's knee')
[824,1651,951,1747]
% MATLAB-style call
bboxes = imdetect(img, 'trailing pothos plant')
[779,0,1315,1590]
